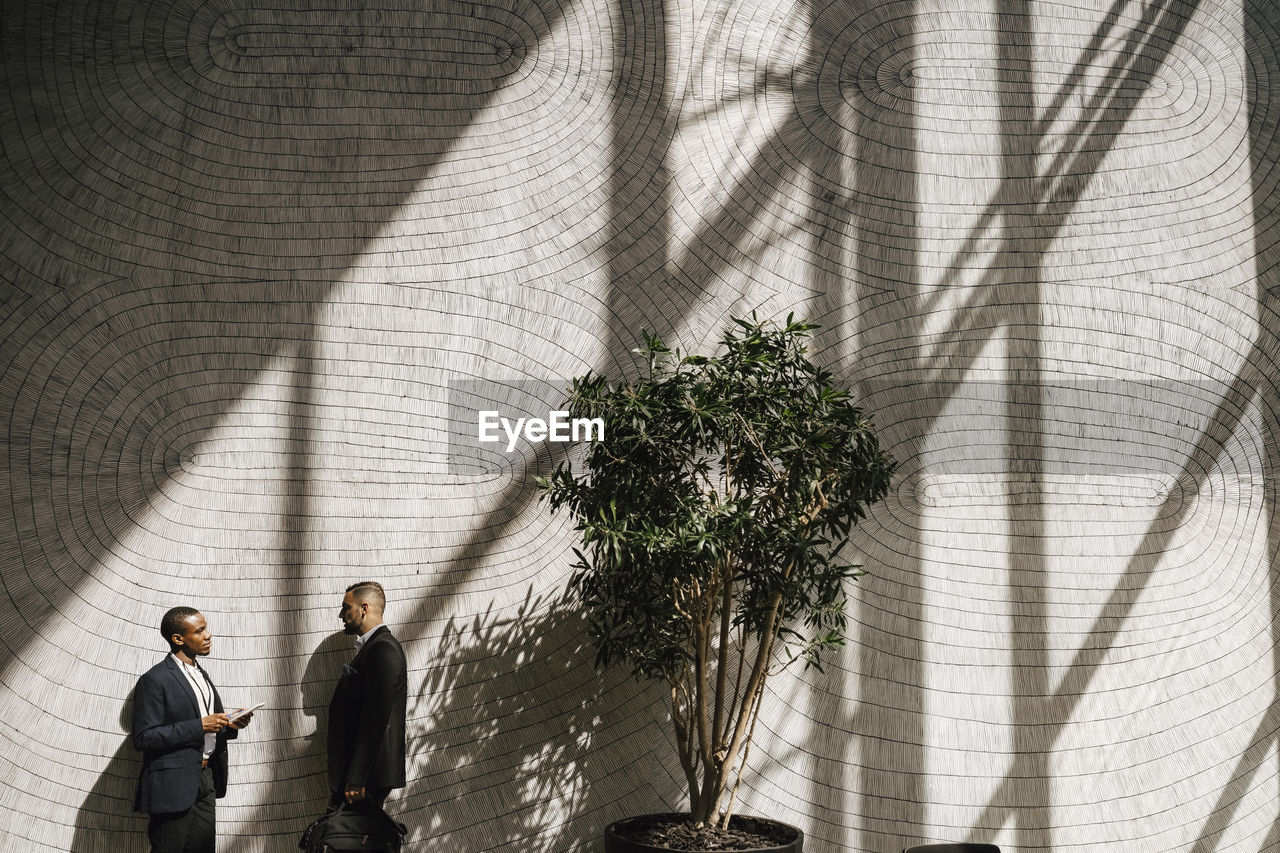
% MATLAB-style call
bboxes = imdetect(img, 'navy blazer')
[327,625,407,792]
[132,655,237,814]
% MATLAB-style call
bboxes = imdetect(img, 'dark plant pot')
[604,812,803,853]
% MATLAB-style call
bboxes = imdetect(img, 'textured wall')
[3,0,1279,851]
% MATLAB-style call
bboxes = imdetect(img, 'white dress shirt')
[353,624,385,653]
[172,653,216,760]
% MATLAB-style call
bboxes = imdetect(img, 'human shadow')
[226,630,352,850]
[401,587,670,851]
[70,692,146,853]
[1,0,577,844]
[374,7,688,848]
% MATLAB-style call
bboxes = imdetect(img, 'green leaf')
[537,312,896,819]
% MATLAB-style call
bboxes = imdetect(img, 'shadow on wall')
[1,0,580,846]
[777,0,1280,849]
[69,632,354,853]
[1186,1,1280,851]
[403,588,670,852]
[71,693,145,853]
[0,0,580,691]
[234,631,356,846]
[0,0,692,841]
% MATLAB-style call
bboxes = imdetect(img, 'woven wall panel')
[3,0,1279,851]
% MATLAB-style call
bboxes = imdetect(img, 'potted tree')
[539,315,896,852]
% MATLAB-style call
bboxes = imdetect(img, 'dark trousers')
[328,786,391,810]
[148,766,215,853]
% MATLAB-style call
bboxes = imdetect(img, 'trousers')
[147,766,215,853]
[328,787,391,810]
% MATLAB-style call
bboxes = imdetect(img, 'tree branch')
[711,557,733,760]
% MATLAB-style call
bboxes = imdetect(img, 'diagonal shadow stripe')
[964,350,1278,846]
[1184,0,1280,847]
[3,0,585,847]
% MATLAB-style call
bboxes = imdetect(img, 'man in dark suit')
[132,606,253,853]
[328,580,408,808]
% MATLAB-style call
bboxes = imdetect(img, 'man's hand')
[201,712,231,733]
[229,711,253,730]
[344,786,366,804]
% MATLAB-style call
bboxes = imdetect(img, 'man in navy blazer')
[328,581,407,808]
[132,607,252,853]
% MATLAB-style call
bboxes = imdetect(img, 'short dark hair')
[345,581,386,610]
[160,606,201,648]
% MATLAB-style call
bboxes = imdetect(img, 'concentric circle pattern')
[4,0,1280,850]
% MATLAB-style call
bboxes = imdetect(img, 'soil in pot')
[605,812,803,852]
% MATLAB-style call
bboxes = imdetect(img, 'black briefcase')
[298,801,407,853]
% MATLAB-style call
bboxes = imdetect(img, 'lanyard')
[180,663,213,715]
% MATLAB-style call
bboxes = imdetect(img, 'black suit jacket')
[327,625,407,792]
[132,655,236,814]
